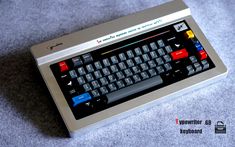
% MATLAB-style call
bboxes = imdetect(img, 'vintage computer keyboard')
[31,0,227,137]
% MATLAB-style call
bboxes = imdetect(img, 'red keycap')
[198,50,207,60]
[171,48,188,60]
[59,61,69,72]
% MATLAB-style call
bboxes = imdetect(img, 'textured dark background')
[0,0,234,146]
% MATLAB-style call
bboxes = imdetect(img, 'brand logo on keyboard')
[47,42,63,50]
[174,22,188,32]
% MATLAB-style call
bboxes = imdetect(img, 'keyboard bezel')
[31,1,227,137]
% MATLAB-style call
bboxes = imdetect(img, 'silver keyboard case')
[30,0,227,137]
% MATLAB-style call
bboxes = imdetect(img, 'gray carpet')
[0,0,234,146]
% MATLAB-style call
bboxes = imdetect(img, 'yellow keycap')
[185,30,194,39]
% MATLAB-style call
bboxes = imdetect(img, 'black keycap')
[134,57,142,64]
[77,76,86,85]
[77,67,86,75]
[100,77,109,86]
[140,71,149,79]
[116,80,125,89]
[156,66,164,74]
[126,59,135,67]
[157,40,165,48]
[94,70,102,79]
[102,68,111,76]
[69,70,77,78]
[155,57,164,65]
[118,62,127,70]
[124,69,133,77]
[127,50,135,58]
[85,73,94,82]
[100,86,109,95]
[94,61,102,70]
[132,74,141,83]
[124,77,133,85]
[163,55,171,62]
[116,71,125,80]
[157,48,165,56]
[140,63,149,71]
[106,76,163,104]
[165,45,173,53]
[150,42,158,50]
[148,60,156,68]
[134,47,142,56]
[111,56,119,64]
[132,66,141,74]
[150,51,158,59]
[201,60,209,70]
[142,45,150,53]
[91,89,100,97]
[110,65,119,73]
[103,58,111,67]
[82,53,93,64]
[86,64,94,73]
[72,57,83,67]
[108,83,117,92]
[119,53,127,61]
[108,74,117,83]
[148,69,157,77]
[142,54,150,62]
[83,83,92,91]
[91,80,100,89]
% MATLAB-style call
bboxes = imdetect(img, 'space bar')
[106,75,163,104]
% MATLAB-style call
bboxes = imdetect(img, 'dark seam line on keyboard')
[101,30,170,55]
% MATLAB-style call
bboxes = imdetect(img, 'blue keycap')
[195,42,203,51]
[72,93,92,107]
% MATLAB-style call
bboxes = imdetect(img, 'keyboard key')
[140,63,149,71]
[102,68,111,76]
[142,45,150,53]
[119,53,127,61]
[94,70,102,79]
[91,90,100,97]
[72,93,92,107]
[69,70,77,78]
[83,83,92,91]
[150,51,158,59]
[106,76,163,104]
[72,57,83,67]
[157,40,165,47]
[124,69,133,77]
[91,80,100,89]
[150,42,158,50]
[198,50,207,60]
[186,65,194,75]
[108,74,117,83]
[142,54,150,62]
[164,63,172,71]
[201,60,209,70]
[59,61,69,72]
[94,61,103,70]
[110,65,119,73]
[111,56,119,64]
[100,77,109,86]
[108,83,117,92]
[163,55,171,62]
[77,67,86,75]
[116,80,125,88]
[132,74,141,83]
[116,71,125,80]
[132,66,141,74]
[124,77,133,85]
[165,45,173,53]
[126,50,135,58]
[156,66,164,74]
[189,56,197,63]
[82,53,93,64]
[171,48,188,60]
[155,57,164,65]
[134,47,142,56]
[185,30,194,39]
[140,71,149,79]
[86,64,94,73]
[157,48,165,56]
[148,69,157,77]
[100,86,109,95]
[85,73,94,82]
[134,57,142,64]
[126,59,135,67]
[77,76,86,85]
[194,62,202,72]
[148,60,156,68]
[103,58,111,67]
[118,62,127,70]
